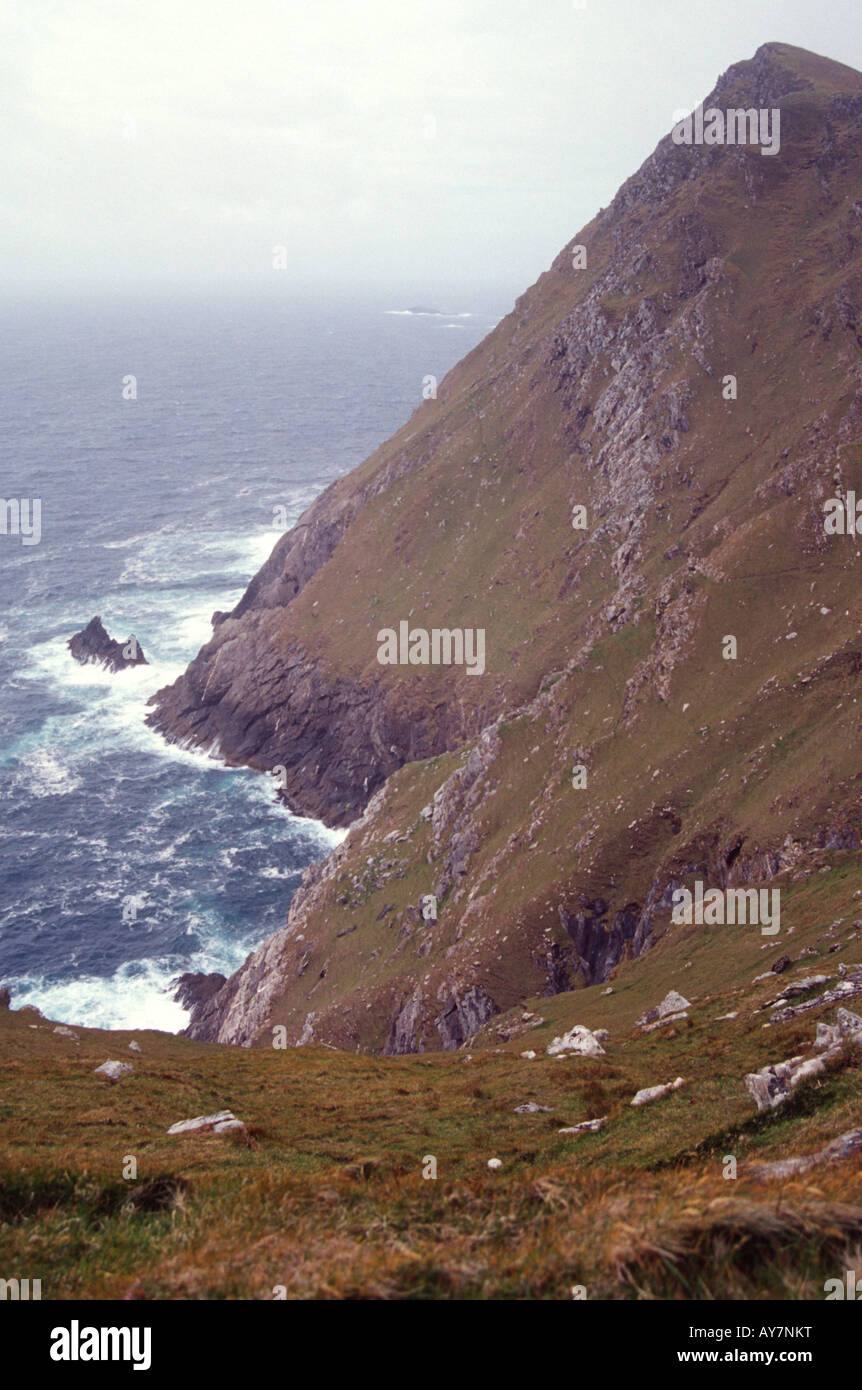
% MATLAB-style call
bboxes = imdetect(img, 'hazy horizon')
[3,1,862,306]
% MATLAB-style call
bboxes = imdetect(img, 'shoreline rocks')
[68,617,148,673]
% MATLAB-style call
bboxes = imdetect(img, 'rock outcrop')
[69,617,147,672]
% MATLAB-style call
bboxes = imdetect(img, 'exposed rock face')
[173,971,227,1010]
[173,972,227,1035]
[152,45,862,1053]
[0,986,10,1009]
[68,617,147,672]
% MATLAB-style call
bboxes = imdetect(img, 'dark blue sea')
[0,289,498,1029]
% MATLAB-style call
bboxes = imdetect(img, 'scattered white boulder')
[128,1040,141,1053]
[813,1008,862,1051]
[94,1060,133,1081]
[748,1127,862,1182]
[558,1116,608,1136]
[770,972,861,1024]
[520,1050,537,1060]
[716,1011,738,1021]
[641,1010,689,1033]
[636,990,691,1030]
[547,1025,605,1057]
[744,1054,825,1112]
[167,1110,245,1137]
[761,974,828,1008]
[514,1101,551,1114]
[631,1077,686,1108]
[487,1158,502,1170]
[53,1026,78,1040]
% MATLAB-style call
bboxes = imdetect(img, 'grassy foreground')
[1,858,861,1300]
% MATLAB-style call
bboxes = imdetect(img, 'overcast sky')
[2,0,862,303]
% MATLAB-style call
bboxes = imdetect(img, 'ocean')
[0,289,498,1031]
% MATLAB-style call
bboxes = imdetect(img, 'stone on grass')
[631,1077,685,1108]
[636,990,690,1029]
[744,1054,827,1112]
[748,1127,862,1181]
[514,1101,551,1114]
[558,1116,608,1136]
[546,1025,605,1057]
[770,972,862,1024]
[641,1011,689,1033]
[53,1026,78,1040]
[487,1158,502,1170]
[94,1060,133,1081]
[813,1008,862,1051]
[166,1110,245,1137]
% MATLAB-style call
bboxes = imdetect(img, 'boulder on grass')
[546,1025,605,1057]
[94,1060,133,1081]
[167,1110,245,1137]
[631,1077,685,1108]
[636,990,691,1029]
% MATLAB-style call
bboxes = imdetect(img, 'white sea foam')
[14,746,82,798]
[10,959,191,1032]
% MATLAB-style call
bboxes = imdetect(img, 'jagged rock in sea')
[151,44,862,1054]
[68,616,148,672]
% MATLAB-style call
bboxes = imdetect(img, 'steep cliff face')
[154,43,862,1051]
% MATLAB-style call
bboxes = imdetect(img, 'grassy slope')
[1,856,860,1298]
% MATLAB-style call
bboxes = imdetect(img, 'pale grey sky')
[2,0,861,301]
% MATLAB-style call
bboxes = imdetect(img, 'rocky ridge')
[157,44,862,1054]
